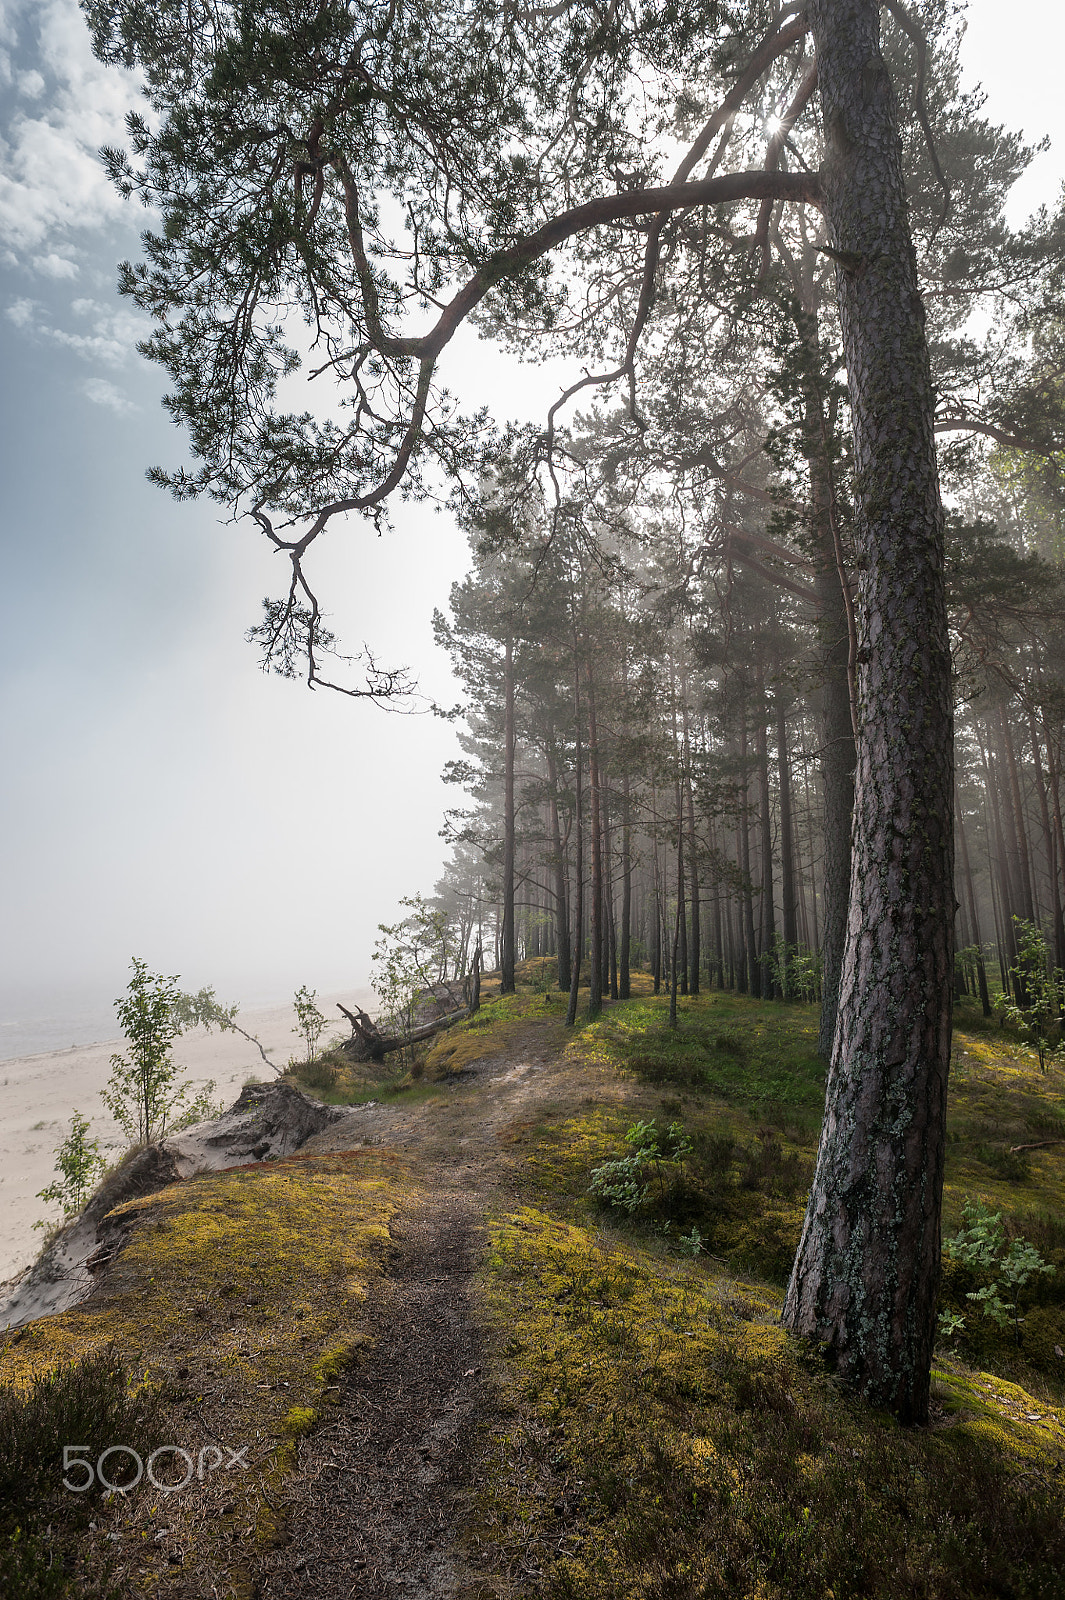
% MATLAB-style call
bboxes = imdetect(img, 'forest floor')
[3,974,1065,1598]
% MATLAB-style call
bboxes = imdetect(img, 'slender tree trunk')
[588,669,604,1017]
[669,874,682,1028]
[956,793,992,1017]
[470,943,482,1015]
[796,303,858,1054]
[981,727,1019,985]
[604,784,619,999]
[545,745,573,991]
[755,668,776,993]
[1001,708,1037,923]
[620,773,633,998]
[682,686,702,995]
[784,0,954,1425]
[566,667,584,1029]
[1041,706,1065,975]
[982,784,1011,994]
[500,633,517,994]
[739,707,761,997]
[646,784,655,992]
[1029,708,1065,974]
[776,681,798,996]
[709,816,726,988]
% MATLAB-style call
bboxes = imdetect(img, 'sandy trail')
[252,1014,576,1599]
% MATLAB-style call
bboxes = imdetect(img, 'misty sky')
[1,0,1063,1024]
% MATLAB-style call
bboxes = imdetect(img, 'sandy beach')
[0,989,374,1289]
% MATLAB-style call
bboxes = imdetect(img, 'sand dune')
[0,990,373,1288]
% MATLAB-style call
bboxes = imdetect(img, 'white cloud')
[5,295,37,327]
[16,66,43,97]
[5,292,147,364]
[32,249,78,278]
[0,0,141,258]
[49,302,146,364]
[82,376,136,413]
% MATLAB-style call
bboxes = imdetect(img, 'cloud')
[82,376,136,413]
[0,0,141,258]
[5,292,147,364]
[32,249,78,278]
[6,295,36,326]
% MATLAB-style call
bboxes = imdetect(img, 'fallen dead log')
[337,1001,469,1062]
[1008,1138,1065,1155]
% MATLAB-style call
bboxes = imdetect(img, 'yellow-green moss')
[280,1404,318,1438]
[425,993,567,1076]
[0,1150,412,1598]
[477,1207,1065,1599]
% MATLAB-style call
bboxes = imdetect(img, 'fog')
[1,0,1062,1052]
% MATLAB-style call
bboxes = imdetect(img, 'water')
[0,985,122,1062]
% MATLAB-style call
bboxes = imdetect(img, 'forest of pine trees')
[429,480,1065,1048]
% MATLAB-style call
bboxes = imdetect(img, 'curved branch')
[934,418,1060,453]
[721,528,820,603]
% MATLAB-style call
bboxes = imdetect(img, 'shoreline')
[0,990,373,1288]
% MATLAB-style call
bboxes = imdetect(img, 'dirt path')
[257,1191,486,1599]
[252,1016,579,1598]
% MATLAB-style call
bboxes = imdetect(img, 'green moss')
[477,1207,1065,1599]
[0,1150,411,1597]
[425,993,567,1076]
[280,1404,318,1438]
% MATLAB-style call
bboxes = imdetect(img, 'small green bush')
[0,1346,167,1597]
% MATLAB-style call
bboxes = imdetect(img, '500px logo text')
[62,1444,249,1494]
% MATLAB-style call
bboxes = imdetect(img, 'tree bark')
[783,0,954,1425]
[1000,707,1037,924]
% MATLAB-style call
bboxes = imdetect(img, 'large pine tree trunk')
[783,0,954,1424]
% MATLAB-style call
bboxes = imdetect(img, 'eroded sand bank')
[0,990,373,1287]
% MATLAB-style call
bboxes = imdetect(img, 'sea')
[0,983,123,1062]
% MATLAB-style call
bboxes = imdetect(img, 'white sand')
[0,990,373,1288]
